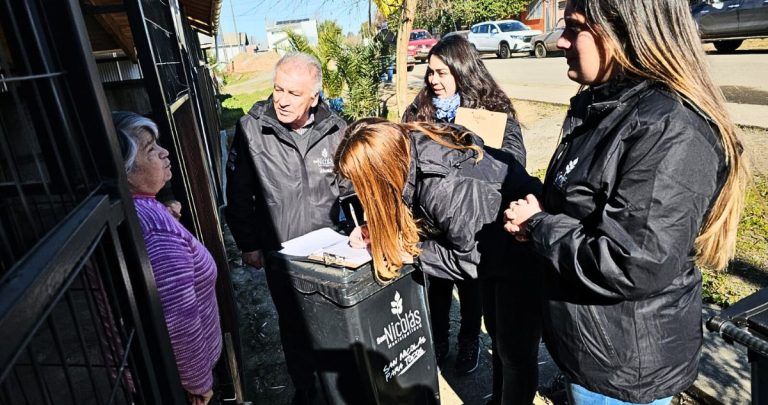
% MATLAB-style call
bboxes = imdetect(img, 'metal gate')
[0,0,186,403]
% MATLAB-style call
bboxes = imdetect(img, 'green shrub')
[284,21,385,120]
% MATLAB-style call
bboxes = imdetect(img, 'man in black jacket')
[225,52,348,404]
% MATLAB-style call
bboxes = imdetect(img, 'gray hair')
[111,111,159,173]
[273,52,323,95]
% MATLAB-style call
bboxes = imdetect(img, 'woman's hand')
[188,389,213,405]
[503,194,542,241]
[348,225,371,249]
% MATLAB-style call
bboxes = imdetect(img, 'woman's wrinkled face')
[556,2,616,85]
[127,130,171,195]
[427,55,457,99]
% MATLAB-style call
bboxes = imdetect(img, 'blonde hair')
[335,118,482,281]
[573,0,749,270]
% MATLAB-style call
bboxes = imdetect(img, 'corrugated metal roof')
[96,59,143,83]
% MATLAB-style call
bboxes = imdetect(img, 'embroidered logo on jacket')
[554,157,578,188]
[313,147,334,173]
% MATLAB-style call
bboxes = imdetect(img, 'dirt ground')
[225,226,564,405]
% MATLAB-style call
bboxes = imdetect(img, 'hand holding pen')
[349,225,370,249]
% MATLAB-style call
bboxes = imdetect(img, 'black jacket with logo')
[225,98,348,252]
[526,78,728,402]
[403,129,541,280]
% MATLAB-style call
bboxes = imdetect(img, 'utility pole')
[230,0,240,47]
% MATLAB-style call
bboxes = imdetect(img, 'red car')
[407,29,438,63]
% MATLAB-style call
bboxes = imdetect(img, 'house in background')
[520,0,565,31]
[266,18,319,52]
[215,31,250,64]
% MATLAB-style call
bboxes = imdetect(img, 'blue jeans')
[567,383,673,405]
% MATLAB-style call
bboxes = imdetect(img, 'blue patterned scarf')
[432,93,461,121]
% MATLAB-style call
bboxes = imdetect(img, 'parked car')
[408,29,438,63]
[467,20,541,58]
[691,0,768,52]
[531,19,565,58]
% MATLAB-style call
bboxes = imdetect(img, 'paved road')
[408,51,768,127]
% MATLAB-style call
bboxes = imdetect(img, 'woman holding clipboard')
[401,35,539,404]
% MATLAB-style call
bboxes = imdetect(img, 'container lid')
[268,253,415,307]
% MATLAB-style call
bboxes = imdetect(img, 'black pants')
[427,276,483,345]
[264,263,318,397]
[482,277,542,405]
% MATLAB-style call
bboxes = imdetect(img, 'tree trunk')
[395,0,417,117]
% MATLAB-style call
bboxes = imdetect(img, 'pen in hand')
[349,224,370,249]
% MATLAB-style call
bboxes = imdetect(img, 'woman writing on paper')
[338,118,542,404]
[401,35,540,403]
[503,0,748,403]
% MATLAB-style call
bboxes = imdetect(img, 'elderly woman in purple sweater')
[113,111,221,405]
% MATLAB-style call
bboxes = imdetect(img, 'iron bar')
[65,289,104,404]
[26,345,54,405]
[13,360,31,404]
[46,316,79,404]
[107,329,136,404]
[0,71,64,83]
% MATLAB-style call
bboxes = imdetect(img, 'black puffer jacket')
[526,78,728,402]
[225,98,348,252]
[402,103,527,166]
[403,129,541,280]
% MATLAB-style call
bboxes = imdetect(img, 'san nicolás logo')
[376,291,422,349]
[554,157,578,189]
[313,147,334,173]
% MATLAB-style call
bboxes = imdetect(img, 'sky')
[217,0,373,43]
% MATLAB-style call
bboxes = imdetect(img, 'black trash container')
[707,287,768,403]
[268,254,440,405]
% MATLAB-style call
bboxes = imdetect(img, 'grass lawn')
[704,174,768,306]
[219,88,272,130]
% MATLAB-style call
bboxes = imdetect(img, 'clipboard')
[279,227,372,269]
[307,240,371,268]
[454,107,507,148]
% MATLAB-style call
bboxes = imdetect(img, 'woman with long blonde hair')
[504,0,749,404]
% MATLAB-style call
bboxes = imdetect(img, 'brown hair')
[335,118,482,281]
[408,35,516,122]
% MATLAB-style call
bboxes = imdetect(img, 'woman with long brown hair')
[336,118,542,404]
[402,35,537,401]
[504,0,749,403]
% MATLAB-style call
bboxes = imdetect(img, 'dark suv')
[692,0,768,52]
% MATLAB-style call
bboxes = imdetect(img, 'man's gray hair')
[273,52,323,95]
[111,111,159,173]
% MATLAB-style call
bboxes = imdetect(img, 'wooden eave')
[82,0,221,61]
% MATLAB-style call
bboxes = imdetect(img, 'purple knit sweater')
[133,196,222,395]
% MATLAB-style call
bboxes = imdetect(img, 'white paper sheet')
[279,227,348,256]
[279,227,372,267]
